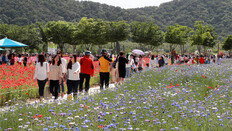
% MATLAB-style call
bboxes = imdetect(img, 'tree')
[222,35,232,55]
[74,18,109,51]
[37,22,48,52]
[0,23,43,53]
[165,24,191,54]
[45,21,75,51]
[191,21,217,54]
[131,22,163,51]
[106,21,130,54]
[20,25,43,53]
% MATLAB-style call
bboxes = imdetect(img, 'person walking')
[158,56,165,67]
[199,55,205,64]
[33,54,49,101]
[80,51,94,95]
[18,54,23,65]
[23,54,28,67]
[195,55,199,64]
[149,55,157,69]
[48,55,62,100]
[171,50,176,65]
[9,53,15,66]
[118,51,128,82]
[99,49,112,90]
[2,53,7,64]
[125,54,132,78]
[65,55,80,100]
[58,51,67,97]
[138,55,145,72]
[126,55,134,77]
[111,55,119,83]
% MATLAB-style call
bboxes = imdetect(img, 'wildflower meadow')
[1,60,232,130]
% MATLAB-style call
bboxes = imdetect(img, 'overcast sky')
[89,0,173,9]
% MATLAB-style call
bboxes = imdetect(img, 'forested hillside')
[0,0,232,38]
[129,0,232,38]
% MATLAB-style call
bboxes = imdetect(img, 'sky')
[88,0,173,9]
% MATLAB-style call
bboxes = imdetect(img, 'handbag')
[44,63,52,100]
[44,85,52,100]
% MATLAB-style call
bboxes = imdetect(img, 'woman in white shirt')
[58,51,67,97]
[149,55,157,69]
[125,54,133,78]
[18,54,23,65]
[33,54,49,101]
[65,55,80,99]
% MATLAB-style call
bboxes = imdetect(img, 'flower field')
[0,61,100,106]
[1,60,232,130]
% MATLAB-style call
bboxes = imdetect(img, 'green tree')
[0,24,43,53]
[74,18,109,51]
[45,21,75,52]
[222,35,232,55]
[106,21,129,54]
[165,24,191,54]
[131,22,163,51]
[191,21,217,54]
[21,25,43,53]
[37,22,49,52]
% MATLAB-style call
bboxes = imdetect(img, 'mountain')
[0,0,232,38]
[129,0,232,38]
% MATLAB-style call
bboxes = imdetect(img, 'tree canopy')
[223,35,232,53]
[131,22,163,48]
[191,21,217,54]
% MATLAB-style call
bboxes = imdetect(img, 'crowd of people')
[0,49,227,101]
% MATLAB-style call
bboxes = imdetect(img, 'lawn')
[1,60,232,130]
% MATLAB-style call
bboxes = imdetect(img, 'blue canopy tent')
[0,38,28,47]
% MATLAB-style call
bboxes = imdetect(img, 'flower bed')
[1,61,232,130]
[0,60,100,106]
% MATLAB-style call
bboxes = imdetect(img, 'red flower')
[33,115,37,119]
[26,93,29,95]
[176,84,180,86]
[38,115,43,118]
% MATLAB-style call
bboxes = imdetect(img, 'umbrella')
[0,38,28,47]
[132,49,145,56]
[0,48,4,51]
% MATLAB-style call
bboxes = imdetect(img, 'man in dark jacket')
[2,53,7,64]
[80,51,94,94]
[118,51,128,82]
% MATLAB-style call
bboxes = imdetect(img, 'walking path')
[0,84,116,112]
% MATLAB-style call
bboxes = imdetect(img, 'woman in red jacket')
[199,55,205,64]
